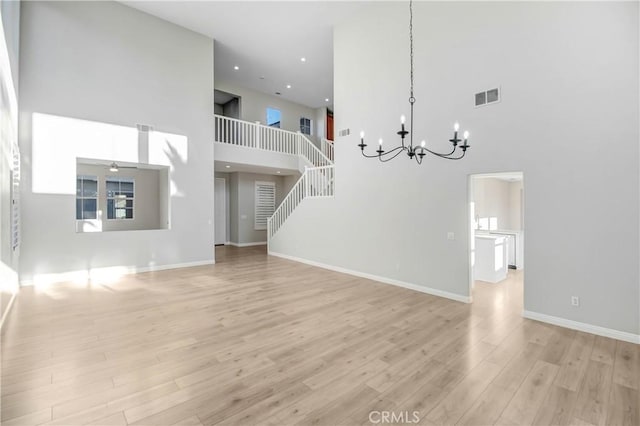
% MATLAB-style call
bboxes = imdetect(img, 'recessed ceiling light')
[276,171,281,174]
[325,98,330,102]
[300,57,306,62]
[225,165,231,168]
[233,65,239,70]
[286,84,292,89]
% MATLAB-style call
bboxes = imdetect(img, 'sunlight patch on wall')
[32,113,138,195]
[0,15,17,130]
[149,131,188,166]
[149,131,188,198]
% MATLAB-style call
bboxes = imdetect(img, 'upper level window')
[300,117,312,135]
[266,107,281,128]
[76,175,98,219]
[106,177,134,220]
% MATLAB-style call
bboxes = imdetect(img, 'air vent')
[475,87,500,107]
[339,129,350,137]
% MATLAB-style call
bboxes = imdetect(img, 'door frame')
[467,171,525,304]
[214,177,227,245]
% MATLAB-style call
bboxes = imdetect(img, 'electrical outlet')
[571,296,580,306]
[447,232,455,240]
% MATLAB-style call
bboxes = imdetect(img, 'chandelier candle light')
[358,0,470,164]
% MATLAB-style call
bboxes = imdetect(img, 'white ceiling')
[121,1,365,109]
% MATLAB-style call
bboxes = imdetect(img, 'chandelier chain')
[409,0,414,101]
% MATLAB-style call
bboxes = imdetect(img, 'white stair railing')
[297,134,332,167]
[214,115,258,148]
[259,125,298,154]
[321,138,334,161]
[214,115,331,168]
[268,165,334,239]
[214,115,336,241]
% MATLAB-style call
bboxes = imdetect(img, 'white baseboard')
[0,292,17,330]
[268,250,470,303]
[523,310,640,344]
[20,259,215,287]
[228,241,267,247]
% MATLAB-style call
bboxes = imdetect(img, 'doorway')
[469,172,524,314]
[326,108,334,141]
[215,178,227,246]
[214,90,241,119]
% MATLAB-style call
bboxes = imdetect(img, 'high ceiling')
[121,1,365,109]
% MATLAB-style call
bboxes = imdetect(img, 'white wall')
[215,80,317,139]
[509,181,523,231]
[473,178,522,231]
[282,173,301,199]
[19,1,215,284]
[0,0,20,319]
[227,172,285,245]
[314,106,327,142]
[214,143,299,173]
[270,2,639,338]
[214,171,231,243]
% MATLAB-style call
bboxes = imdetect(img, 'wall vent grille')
[475,87,500,107]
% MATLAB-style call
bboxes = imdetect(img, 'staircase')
[214,114,335,243]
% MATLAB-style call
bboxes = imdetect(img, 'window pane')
[107,199,114,219]
[76,199,82,219]
[106,180,119,197]
[107,178,134,220]
[82,199,97,219]
[76,179,82,196]
[83,178,98,197]
[266,107,281,128]
[300,118,311,135]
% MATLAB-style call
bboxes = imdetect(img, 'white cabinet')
[474,235,508,283]
[504,234,516,267]
[488,231,523,269]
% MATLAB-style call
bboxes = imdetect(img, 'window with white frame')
[266,107,281,128]
[300,117,312,135]
[76,175,98,220]
[106,177,134,220]
[254,181,275,230]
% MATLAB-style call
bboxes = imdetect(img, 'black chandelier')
[358,0,470,164]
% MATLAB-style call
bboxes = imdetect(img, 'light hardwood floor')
[1,246,638,425]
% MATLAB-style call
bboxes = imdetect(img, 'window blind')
[254,181,276,230]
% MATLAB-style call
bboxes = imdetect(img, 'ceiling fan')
[108,162,138,172]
